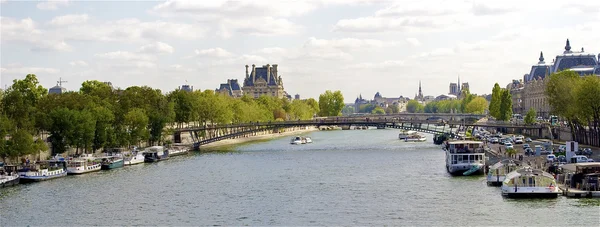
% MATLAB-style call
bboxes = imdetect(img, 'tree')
[80,80,113,100]
[91,106,115,151]
[0,115,13,162]
[465,97,488,114]
[7,129,34,160]
[305,98,319,116]
[124,108,149,147]
[525,108,537,125]
[318,90,344,116]
[406,100,424,113]
[2,74,47,131]
[460,88,475,113]
[575,76,600,135]
[359,104,376,113]
[499,89,512,121]
[49,108,75,155]
[489,83,502,118]
[71,110,96,154]
[372,106,386,114]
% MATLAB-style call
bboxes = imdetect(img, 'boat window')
[529,177,534,187]
[463,155,468,162]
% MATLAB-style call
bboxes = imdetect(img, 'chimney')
[267,64,271,84]
[252,64,256,81]
[245,65,249,78]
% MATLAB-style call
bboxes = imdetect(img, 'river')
[1,129,598,226]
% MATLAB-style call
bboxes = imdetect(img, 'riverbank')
[199,127,319,150]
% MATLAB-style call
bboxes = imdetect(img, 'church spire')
[565,39,571,53]
[539,51,545,63]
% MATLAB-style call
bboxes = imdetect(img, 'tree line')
[488,83,513,121]
[405,89,488,114]
[0,74,329,162]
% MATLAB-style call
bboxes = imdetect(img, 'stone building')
[354,92,410,113]
[216,79,242,98]
[414,81,424,102]
[242,64,285,98]
[507,79,524,115]
[449,77,469,97]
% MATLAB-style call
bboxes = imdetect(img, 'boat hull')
[0,176,19,188]
[447,164,485,176]
[67,165,102,175]
[125,158,144,166]
[501,192,560,198]
[101,159,124,170]
[144,157,169,163]
[19,171,67,183]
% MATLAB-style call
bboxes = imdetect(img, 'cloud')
[349,60,405,69]
[30,41,73,52]
[49,14,89,26]
[0,66,60,74]
[37,0,69,10]
[304,37,398,50]
[69,61,88,67]
[255,47,287,55]
[95,51,155,61]
[1,17,73,52]
[406,38,421,46]
[188,48,234,58]
[138,41,174,54]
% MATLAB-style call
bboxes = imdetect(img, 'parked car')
[557,155,567,164]
[490,138,499,144]
[541,149,551,155]
[546,154,556,162]
[583,148,593,156]
[523,144,531,149]
[515,138,524,144]
[505,142,514,150]
[525,148,534,156]
[571,155,590,163]
[525,138,533,142]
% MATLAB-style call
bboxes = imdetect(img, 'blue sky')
[1,0,599,101]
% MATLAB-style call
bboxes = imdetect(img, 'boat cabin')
[558,163,600,191]
[445,140,484,153]
[503,168,556,188]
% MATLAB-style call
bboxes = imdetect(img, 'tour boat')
[168,146,189,157]
[144,146,169,163]
[444,140,486,176]
[290,136,305,145]
[100,156,124,170]
[18,160,68,183]
[487,159,524,186]
[501,167,561,198]
[404,134,426,142]
[305,137,313,143]
[66,159,101,175]
[0,165,19,188]
[124,152,145,166]
[398,130,417,140]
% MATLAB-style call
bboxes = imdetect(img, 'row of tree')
[405,89,488,114]
[0,74,330,162]
[488,83,513,121]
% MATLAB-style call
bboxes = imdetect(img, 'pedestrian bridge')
[174,116,545,148]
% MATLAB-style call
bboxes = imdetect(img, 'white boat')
[305,137,313,143]
[501,167,561,198]
[124,152,145,166]
[487,159,524,186]
[18,159,68,183]
[168,146,189,157]
[66,159,101,175]
[444,140,486,175]
[1,165,19,188]
[398,130,417,140]
[144,146,169,163]
[404,134,426,142]
[290,136,304,145]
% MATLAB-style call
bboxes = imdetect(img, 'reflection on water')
[0,129,598,226]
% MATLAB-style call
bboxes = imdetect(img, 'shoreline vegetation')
[199,127,319,151]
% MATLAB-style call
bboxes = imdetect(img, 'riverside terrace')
[172,114,549,147]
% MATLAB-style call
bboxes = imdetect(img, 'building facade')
[242,64,285,98]
[449,77,469,97]
[354,92,410,113]
[216,79,242,97]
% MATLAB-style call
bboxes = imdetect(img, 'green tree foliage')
[575,76,600,132]
[499,89,513,121]
[124,108,149,147]
[372,106,386,114]
[318,90,344,116]
[2,74,47,131]
[489,83,502,118]
[460,89,475,113]
[406,100,424,113]
[7,129,34,159]
[0,115,13,161]
[359,104,377,113]
[48,108,75,155]
[525,108,537,125]
[465,97,488,114]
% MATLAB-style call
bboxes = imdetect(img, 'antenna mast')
[57,77,68,86]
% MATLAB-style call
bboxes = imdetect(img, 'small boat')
[487,159,523,186]
[124,152,145,166]
[398,130,417,140]
[501,167,561,198]
[67,159,101,175]
[144,146,169,163]
[444,140,486,176]
[290,136,304,145]
[101,156,124,170]
[18,159,68,183]
[404,134,426,142]
[168,146,189,157]
[0,164,19,188]
[305,137,313,143]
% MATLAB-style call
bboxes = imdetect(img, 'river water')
[1,129,598,226]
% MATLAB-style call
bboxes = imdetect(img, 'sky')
[1,0,599,102]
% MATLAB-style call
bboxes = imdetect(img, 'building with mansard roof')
[216,79,242,98]
[242,64,285,98]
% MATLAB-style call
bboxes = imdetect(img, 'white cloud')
[95,51,155,61]
[406,38,421,47]
[349,60,405,69]
[138,42,174,54]
[255,47,287,55]
[1,17,72,52]
[37,0,69,10]
[304,37,397,49]
[30,41,73,52]
[49,14,89,26]
[189,48,234,58]
[69,61,88,67]
[0,66,60,74]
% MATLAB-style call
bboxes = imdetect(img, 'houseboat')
[0,164,19,188]
[101,156,124,170]
[487,159,524,186]
[444,140,485,176]
[398,130,417,140]
[501,167,561,198]
[404,134,426,142]
[290,136,306,145]
[124,152,145,166]
[305,137,313,143]
[66,159,101,175]
[556,163,600,198]
[144,146,169,163]
[168,146,189,157]
[18,159,68,183]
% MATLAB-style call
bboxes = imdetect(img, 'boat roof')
[505,167,554,180]
[490,159,523,169]
[447,140,483,145]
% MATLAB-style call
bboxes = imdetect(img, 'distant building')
[507,79,524,115]
[294,94,300,100]
[355,92,410,113]
[414,81,424,102]
[435,94,457,101]
[449,77,469,97]
[242,64,285,98]
[216,79,242,97]
[179,84,194,92]
[48,84,67,94]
